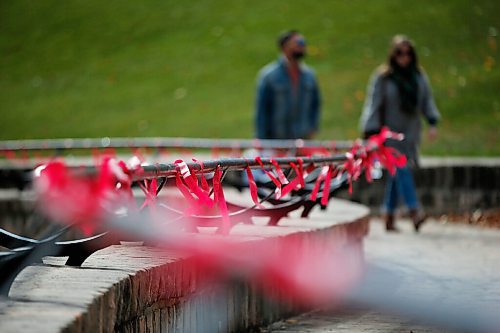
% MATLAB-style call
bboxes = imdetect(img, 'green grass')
[1,0,499,156]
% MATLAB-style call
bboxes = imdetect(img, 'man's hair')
[277,30,300,49]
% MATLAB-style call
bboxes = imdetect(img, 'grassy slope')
[0,0,498,155]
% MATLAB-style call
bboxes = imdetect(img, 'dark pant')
[383,166,418,214]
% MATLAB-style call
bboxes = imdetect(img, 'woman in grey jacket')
[360,35,440,232]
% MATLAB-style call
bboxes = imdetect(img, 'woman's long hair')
[380,35,420,77]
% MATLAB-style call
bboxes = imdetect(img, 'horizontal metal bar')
[136,153,353,181]
[31,152,358,181]
[0,137,356,152]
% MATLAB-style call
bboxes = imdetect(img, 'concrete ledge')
[0,194,369,333]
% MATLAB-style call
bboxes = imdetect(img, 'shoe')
[410,209,427,233]
[386,225,400,232]
[385,214,400,232]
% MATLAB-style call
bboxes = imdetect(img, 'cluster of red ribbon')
[365,127,407,176]
[33,129,406,235]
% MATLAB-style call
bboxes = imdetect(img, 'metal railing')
[0,137,355,152]
[0,136,379,297]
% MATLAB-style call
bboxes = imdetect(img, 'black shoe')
[385,214,400,232]
[411,210,427,233]
[386,225,400,233]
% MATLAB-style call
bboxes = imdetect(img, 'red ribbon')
[280,159,304,197]
[138,178,158,211]
[245,166,265,208]
[357,146,374,183]
[270,159,289,185]
[34,157,134,235]
[175,160,213,207]
[192,158,210,193]
[213,166,231,234]
[321,166,338,206]
[175,172,199,209]
[255,156,283,199]
[366,127,407,176]
[295,159,305,188]
[297,146,331,156]
[211,147,220,158]
[342,153,355,194]
[310,166,328,201]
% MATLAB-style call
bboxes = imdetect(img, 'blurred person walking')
[255,30,321,140]
[360,35,440,232]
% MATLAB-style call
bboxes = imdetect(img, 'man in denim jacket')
[255,30,321,139]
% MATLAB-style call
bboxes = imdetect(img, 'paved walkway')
[264,217,500,333]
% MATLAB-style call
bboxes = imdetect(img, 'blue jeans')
[383,166,419,214]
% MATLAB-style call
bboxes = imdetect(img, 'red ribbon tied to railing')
[280,159,305,197]
[255,156,283,199]
[212,165,231,234]
[174,159,213,207]
[366,127,407,176]
[138,178,158,211]
[245,166,265,208]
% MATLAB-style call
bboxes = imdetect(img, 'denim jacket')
[255,56,321,139]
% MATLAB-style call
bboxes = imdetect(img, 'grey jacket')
[359,69,440,165]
